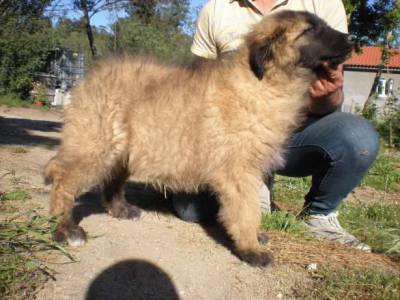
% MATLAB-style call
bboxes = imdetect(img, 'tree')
[125,0,158,24]
[113,18,192,61]
[52,17,112,66]
[73,0,99,58]
[343,0,400,113]
[126,0,190,28]
[344,0,400,45]
[69,0,128,59]
[112,0,192,61]
[0,0,50,22]
[0,0,53,96]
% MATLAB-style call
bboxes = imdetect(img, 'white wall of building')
[343,70,400,113]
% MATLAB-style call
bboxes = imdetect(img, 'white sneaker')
[302,211,371,252]
[259,182,271,214]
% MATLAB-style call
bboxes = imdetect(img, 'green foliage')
[51,18,111,67]
[339,202,400,259]
[32,82,48,104]
[360,151,400,191]
[112,0,192,62]
[343,0,400,46]
[297,267,400,300]
[359,94,400,150]
[72,0,97,11]
[0,213,74,299]
[361,100,378,120]
[0,94,32,108]
[126,0,190,28]
[50,1,193,65]
[1,189,31,201]
[0,0,50,18]
[272,176,311,209]
[0,1,53,97]
[377,109,400,149]
[113,18,192,62]
[261,211,308,236]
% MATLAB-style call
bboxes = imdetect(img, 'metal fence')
[47,47,85,89]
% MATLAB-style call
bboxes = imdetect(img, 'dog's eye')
[303,26,316,35]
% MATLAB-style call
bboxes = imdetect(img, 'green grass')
[1,189,31,201]
[0,212,74,299]
[0,94,32,108]
[339,202,400,259]
[39,105,50,112]
[296,267,400,300]
[272,176,310,208]
[261,211,308,237]
[361,152,400,192]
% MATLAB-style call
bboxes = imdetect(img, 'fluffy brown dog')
[44,11,354,267]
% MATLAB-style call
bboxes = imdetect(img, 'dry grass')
[265,232,398,271]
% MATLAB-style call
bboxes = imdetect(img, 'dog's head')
[247,10,355,80]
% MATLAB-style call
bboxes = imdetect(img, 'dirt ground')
[0,106,396,300]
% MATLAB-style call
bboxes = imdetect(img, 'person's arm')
[308,63,344,115]
[309,0,348,115]
[190,0,218,59]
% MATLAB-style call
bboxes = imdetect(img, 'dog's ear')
[249,27,286,80]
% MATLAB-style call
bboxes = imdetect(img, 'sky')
[48,0,207,29]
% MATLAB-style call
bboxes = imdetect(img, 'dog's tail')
[43,156,63,185]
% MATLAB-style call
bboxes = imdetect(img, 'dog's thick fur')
[44,11,354,266]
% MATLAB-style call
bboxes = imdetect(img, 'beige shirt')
[191,0,348,59]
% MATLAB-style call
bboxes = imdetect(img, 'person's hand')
[308,62,344,115]
[309,62,343,98]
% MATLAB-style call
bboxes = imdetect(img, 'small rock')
[306,263,318,271]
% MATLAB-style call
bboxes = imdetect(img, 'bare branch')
[90,0,129,17]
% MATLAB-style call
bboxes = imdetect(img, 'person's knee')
[172,191,219,222]
[334,113,379,169]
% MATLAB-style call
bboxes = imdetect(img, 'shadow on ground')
[72,183,172,224]
[0,115,234,252]
[85,259,180,300]
[72,183,233,255]
[0,116,61,148]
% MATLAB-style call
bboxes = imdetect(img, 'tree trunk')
[361,67,382,114]
[80,0,97,59]
[362,30,394,115]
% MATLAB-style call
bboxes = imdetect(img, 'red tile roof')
[345,46,400,68]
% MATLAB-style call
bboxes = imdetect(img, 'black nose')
[347,34,360,51]
[347,34,357,43]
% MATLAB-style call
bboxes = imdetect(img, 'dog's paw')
[257,232,269,245]
[109,202,142,220]
[53,225,87,247]
[237,249,274,267]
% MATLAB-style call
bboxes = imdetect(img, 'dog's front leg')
[210,172,273,267]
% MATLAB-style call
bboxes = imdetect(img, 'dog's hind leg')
[210,171,273,267]
[102,164,141,220]
[47,155,110,246]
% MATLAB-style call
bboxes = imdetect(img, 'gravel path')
[0,106,309,300]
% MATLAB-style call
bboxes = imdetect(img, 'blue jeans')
[172,112,379,221]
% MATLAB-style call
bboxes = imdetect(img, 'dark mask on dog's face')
[296,14,355,70]
[247,11,356,80]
